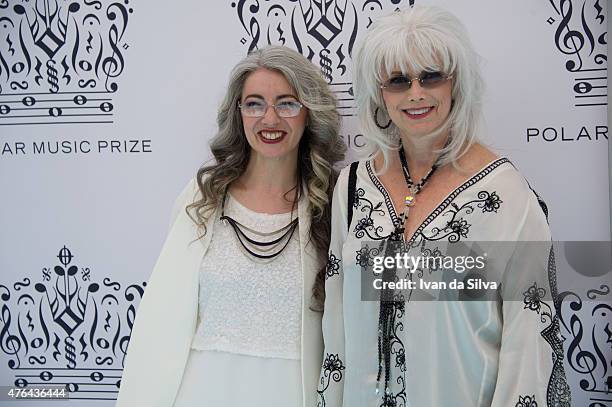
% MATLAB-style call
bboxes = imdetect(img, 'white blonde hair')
[353,5,484,170]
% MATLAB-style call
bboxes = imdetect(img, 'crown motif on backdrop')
[232,0,415,117]
[0,0,135,125]
[546,0,607,107]
[0,246,146,401]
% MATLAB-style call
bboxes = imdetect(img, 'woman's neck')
[230,153,299,213]
[399,132,449,181]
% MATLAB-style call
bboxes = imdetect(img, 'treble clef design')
[553,0,585,72]
[0,303,22,369]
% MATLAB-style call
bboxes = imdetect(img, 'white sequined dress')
[173,194,302,406]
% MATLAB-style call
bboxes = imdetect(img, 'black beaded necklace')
[376,144,438,404]
[220,191,298,261]
[397,144,437,225]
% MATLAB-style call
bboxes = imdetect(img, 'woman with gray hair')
[117,45,345,406]
[318,5,570,407]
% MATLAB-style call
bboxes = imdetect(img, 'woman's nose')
[406,80,426,101]
[261,104,281,125]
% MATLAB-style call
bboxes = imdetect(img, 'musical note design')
[548,0,607,107]
[557,289,612,405]
[232,0,415,117]
[0,0,134,126]
[0,246,146,400]
[555,241,612,405]
[0,91,115,126]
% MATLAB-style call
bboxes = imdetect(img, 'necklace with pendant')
[376,144,438,404]
[394,144,437,239]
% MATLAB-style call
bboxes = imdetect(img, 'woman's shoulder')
[457,144,525,192]
[168,177,202,226]
[178,177,202,205]
[334,157,371,194]
[462,146,550,226]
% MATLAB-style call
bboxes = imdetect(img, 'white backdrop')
[0,1,609,406]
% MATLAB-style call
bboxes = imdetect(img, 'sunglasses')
[380,71,452,93]
[238,99,303,118]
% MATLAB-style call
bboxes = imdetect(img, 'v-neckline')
[365,157,511,244]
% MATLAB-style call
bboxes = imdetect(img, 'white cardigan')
[116,179,324,406]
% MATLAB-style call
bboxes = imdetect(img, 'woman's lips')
[402,106,434,119]
[258,130,287,144]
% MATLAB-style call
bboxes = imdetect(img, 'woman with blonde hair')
[117,45,345,406]
[317,6,570,407]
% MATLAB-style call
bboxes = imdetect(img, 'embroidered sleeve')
[317,169,349,407]
[490,198,571,407]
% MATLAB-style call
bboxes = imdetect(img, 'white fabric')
[317,158,571,407]
[174,195,303,406]
[116,179,324,407]
[173,350,302,406]
[192,194,302,359]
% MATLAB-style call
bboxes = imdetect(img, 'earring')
[374,107,392,130]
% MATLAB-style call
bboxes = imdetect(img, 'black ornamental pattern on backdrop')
[0,246,146,401]
[231,0,415,117]
[547,0,607,107]
[557,283,612,403]
[0,0,134,126]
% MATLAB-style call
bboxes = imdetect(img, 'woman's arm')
[490,190,571,407]
[316,166,350,407]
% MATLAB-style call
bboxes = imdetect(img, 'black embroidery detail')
[523,282,547,313]
[352,188,361,209]
[515,394,538,407]
[317,353,346,407]
[533,192,549,222]
[421,202,472,243]
[355,245,382,268]
[381,392,398,407]
[421,189,504,243]
[525,181,549,223]
[407,158,510,244]
[544,248,572,406]
[366,159,509,245]
[414,245,443,278]
[542,317,572,406]
[394,347,405,369]
[352,186,389,241]
[325,252,341,280]
[523,252,571,406]
[366,160,400,227]
[478,190,502,212]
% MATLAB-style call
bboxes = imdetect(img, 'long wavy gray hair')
[187,45,345,309]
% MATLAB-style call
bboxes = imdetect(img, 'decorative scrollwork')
[0,246,146,400]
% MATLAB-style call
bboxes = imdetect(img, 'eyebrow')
[242,93,298,101]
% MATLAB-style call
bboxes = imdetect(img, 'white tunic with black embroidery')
[317,158,571,407]
[173,194,302,407]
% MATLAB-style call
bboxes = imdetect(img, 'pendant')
[404,195,415,207]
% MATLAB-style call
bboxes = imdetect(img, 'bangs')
[352,5,483,171]
[376,29,457,81]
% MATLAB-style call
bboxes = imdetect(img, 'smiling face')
[381,68,452,140]
[240,68,307,161]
